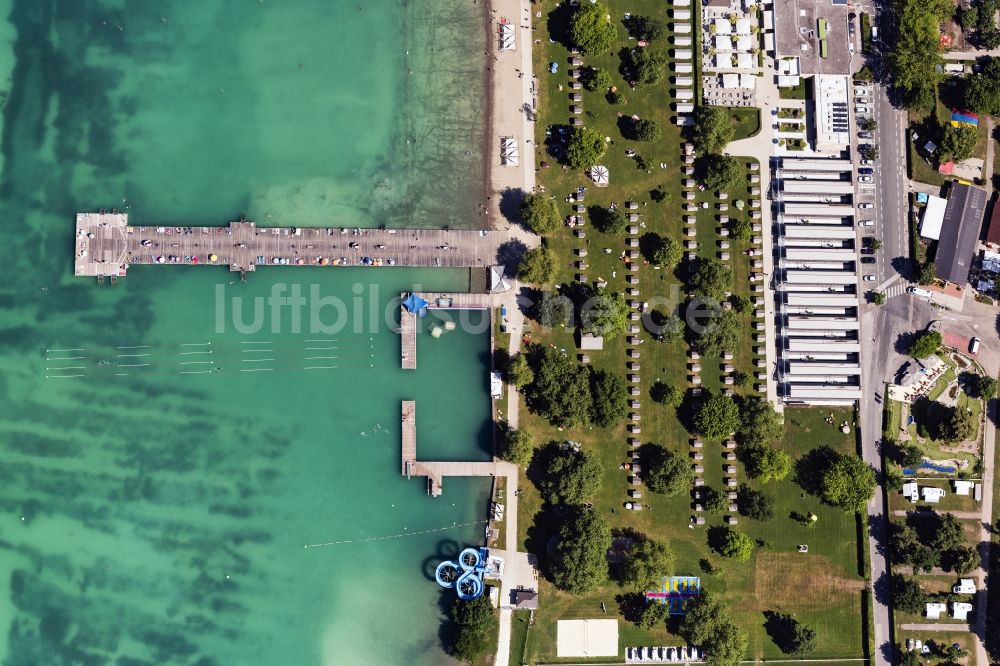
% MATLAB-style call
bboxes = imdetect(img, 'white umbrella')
[590,165,609,186]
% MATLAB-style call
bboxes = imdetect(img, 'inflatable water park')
[435,547,491,600]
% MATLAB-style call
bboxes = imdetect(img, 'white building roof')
[737,52,754,69]
[920,195,947,240]
[739,74,756,90]
[714,18,733,35]
[953,578,976,594]
[814,74,850,150]
[735,18,753,34]
[951,602,973,620]
[715,35,734,51]
[777,75,801,88]
[721,73,740,89]
[778,58,801,76]
[953,480,974,495]
[902,481,918,501]
[735,35,754,51]
[557,620,619,657]
[921,487,945,503]
[926,602,947,619]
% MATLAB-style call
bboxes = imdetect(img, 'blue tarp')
[402,293,429,314]
[916,192,929,204]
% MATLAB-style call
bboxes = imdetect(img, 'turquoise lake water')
[0,1,491,663]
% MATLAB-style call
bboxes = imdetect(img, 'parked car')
[864,274,876,281]
[970,337,981,354]
[858,167,874,174]
[861,159,875,166]
[859,219,874,226]
[856,106,870,114]
[859,175,874,183]
[861,256,876,264]
[858,131,874,139]
[859,202,874,209]
[908,286,933,298]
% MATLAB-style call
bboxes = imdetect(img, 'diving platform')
[401,401,514,497]
[74,213,516,278]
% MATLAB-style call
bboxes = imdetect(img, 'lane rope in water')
[303,520,489,549]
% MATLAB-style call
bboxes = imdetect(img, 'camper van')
[970,337,981,354]
[907,287,933,299]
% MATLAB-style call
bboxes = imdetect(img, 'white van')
[908,286,933,298]
[970,337,981,354]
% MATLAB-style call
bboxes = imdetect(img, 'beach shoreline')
[486,0,537,232]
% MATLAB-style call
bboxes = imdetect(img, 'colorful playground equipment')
[644,576,701,614]
[435,547,489,600]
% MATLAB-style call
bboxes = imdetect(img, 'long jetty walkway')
[401,401,514,497]
[399,291,497,370]
[74,212,519,278]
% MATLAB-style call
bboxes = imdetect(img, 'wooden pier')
[401,401,513,497]
[74,213,517,278]
[398,291,497,370]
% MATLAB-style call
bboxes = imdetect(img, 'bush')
[634,118,663,142]
[651,381,684,407]
[702,486,730,514]
[566,126,607,169]
[450,595,498,662]
[499,428,533,466]
[518,246,558,284]
[730,219,752,242]
[507,352,534,388]
[520,193,560,234]
[570,3,617,54]
[652,234,682,267]
[643,445,695,495]
[736,484,774,520]
[716,527,754,561]
[596,206,629,234]
[917,261,936,285]
[583,67,612,92]
[695,392,740,439]
[940,124,978,162]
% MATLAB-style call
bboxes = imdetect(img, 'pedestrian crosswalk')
[882,282,910,300]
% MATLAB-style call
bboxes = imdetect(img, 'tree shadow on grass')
[762,611,798,654]
[639,232,660,263]
[706,525,729,556]
[545,4,575,51]
[794,445,838,497]
[616,591,647,624]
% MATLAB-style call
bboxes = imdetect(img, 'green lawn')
[908,83,989,187]
[778,76,808,101]
[516,0,865,663]
[509,610,531,666]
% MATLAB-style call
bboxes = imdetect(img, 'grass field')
[509,610,531,666]
[513,0,867,663]
[907,82,989,187]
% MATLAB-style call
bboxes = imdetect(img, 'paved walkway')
[892,510,982,520]
[900,623,972,632]
[725,71,780,412]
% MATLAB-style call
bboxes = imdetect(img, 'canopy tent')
[498,21,515,51]
[589,165,609,186]
[402,293,429,315]
[490,265,512,293]
[501,137,519,167]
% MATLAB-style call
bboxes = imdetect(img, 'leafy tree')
[538,290,573,327]
[695,391,740,439]
[888,0,947,112]
[500,427,533,466]
[704,155,743,193]
[885,438,924,467]
[507,352,534,388]
[873,291,886,306]
[975,375,998,400]
[730,218,752,242]
[741,444,791,482]
[702,486,731,514]
[859,116,878,131]
[966,57,1000,115]
[538,448,603,505]
[892,574,926,614]
[691,258,733,301]
[570,3,617,54]
[870,238,883,250]
[958,5,978,29]
[450,595,498,663]
[819,452,877,512]
[625,48,669,86]
[693,105,735,155]
[654,312,684,344]
[583,67,613,92]
[566,126,607,169]
[940,124,978,162]
[550,508,612,593]
[651,381,684,407]
[732,295,754,316]
[634,118,663,142]
[526,345,593,427]
[519,246,558,284]
[859,143,879,161]
[637,600,669,629]
[589,369,628,428]
[891,521,940,572]
[717,527,754,561]
[597,206,629,234]
[950,546,980,575]
[644,446,694,495]
[897,650,921,666]
[620,536,676,589]
[737,484,774,520]
[917,261,937,285]
[520,193,560,234]
[580,291,629,338]
[696,305,741,357]
[942,407,978,443]
[733,371,753,388]
[908,331,942,359]
[625,15,665,42]
[739,398,784,448]
[764,611,816,656]
[652,234,682,267]
[681,592,749,666]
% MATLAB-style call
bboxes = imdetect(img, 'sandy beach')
[486,0,538,231]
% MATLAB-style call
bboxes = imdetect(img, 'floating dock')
[398,292,496,371]
[74,213,516,278]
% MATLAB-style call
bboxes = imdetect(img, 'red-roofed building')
[939,161,955,175]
